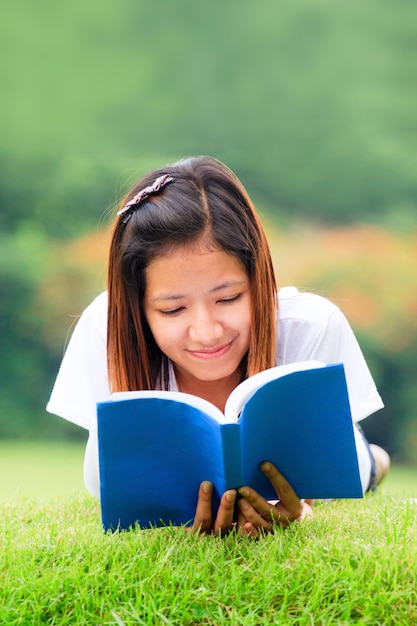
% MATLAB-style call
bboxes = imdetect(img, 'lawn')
[0,441,86,500]
[0,441,416,501]
[1,442,416,625]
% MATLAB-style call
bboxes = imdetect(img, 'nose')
[188,306,223,344]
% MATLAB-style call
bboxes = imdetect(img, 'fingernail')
[238,487,250,497]
[202,481,212,494]
[239,499,249,510]
[225,490,236,502]
[261,462,271,473]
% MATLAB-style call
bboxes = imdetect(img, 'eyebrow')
[150,279,248,303]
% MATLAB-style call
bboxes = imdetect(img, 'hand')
[189,481,237,535]
[237,462,313,537]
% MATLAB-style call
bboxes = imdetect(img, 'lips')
[187,341,233,360]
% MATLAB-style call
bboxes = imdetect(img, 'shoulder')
[67,291,108,346]
[83,290,108,318]
[81,291,108,329]
[278,286,340,326]
[276,287,351,365]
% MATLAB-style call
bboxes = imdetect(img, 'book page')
[224,360,326,422]
[109,361,327,425]
[110,390,228,424]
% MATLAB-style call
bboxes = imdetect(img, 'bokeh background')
[1,0,416,468]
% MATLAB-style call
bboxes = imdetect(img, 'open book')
[97,361,362,530]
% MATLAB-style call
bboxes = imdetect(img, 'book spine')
[221,423,244,491]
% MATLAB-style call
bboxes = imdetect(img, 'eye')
[218,293,242,305]
[159,307,185,316]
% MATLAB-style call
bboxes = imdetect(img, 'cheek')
[144,313,163,346]
[242,319,252,347]
[237,300,252,339]
[148,317,182,352]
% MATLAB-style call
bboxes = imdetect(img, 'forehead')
[145,244,248,297]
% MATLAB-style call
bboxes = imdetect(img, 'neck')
[175,370,241,413]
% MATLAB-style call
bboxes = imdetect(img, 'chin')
[193,364,241,384]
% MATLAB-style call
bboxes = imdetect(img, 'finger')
[238,487,285,524]
[260,462,304,517]
[213,489,237,535]
[239,521,260,538]
[238,496,274,531]
[236,507,266,537]
[297,501,314,522]
[238,486,301,528]
[190,481,213,533]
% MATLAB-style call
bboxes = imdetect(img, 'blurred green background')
[1,0,416,473]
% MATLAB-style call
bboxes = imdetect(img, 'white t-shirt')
[47,287,383,497]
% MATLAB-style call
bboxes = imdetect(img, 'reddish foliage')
[40,224,417,352]
[269,223,417,350]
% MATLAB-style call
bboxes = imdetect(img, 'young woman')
[47,156,390,536]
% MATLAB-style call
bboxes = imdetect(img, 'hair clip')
[117,174,174,223]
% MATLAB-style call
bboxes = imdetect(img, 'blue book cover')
[97,362,362,530]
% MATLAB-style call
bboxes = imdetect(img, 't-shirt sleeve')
[277,289,384,423]
[46,302,110,432]
[307,308,384,423]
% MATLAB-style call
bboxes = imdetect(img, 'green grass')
[1,492,416,625]
[1,443,417,624]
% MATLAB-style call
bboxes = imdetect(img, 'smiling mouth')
[188,341,233,360]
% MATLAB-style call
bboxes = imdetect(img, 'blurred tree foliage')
[0,0,416,461]
[1,0,416,233]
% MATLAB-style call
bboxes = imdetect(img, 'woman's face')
[143,243,252,392]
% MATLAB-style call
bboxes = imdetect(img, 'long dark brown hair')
[107,156,277,392]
